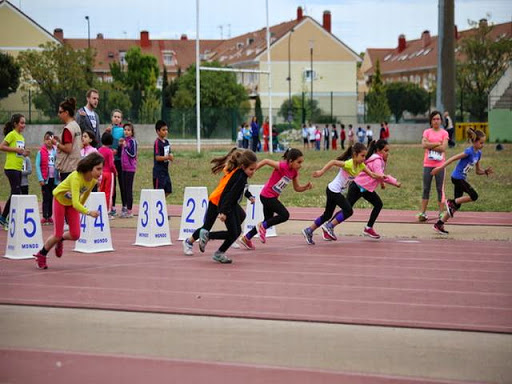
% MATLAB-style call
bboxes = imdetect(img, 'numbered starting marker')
[74,192,114,253]
[178,187,208,240]
[135,189,172,247]
[243,185,277,238]
[4,195,43,260]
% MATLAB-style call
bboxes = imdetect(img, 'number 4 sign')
[178,187,208,240]
[73,192,114,253]
[4,195,43,260]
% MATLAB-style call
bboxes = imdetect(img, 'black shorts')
[153,172,172,194]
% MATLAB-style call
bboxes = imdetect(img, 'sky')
[17,0,512,54]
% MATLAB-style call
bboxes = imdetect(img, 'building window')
[156,76,163,90]
[163,51,176,66]
[119,51,126,65]
[304,69,316,82]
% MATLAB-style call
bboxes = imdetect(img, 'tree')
[172,62,248,138]
[278,95,326,128]
[456,20,512,121]
[17,42,94,116]
[366,60,391,123]
[0,52,20,100]
[111,46,159,121]
[255,95,263,125]
[385,82,430,122]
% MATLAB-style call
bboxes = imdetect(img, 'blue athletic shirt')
[452,146,481,180]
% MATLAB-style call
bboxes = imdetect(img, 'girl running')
[183,148,255,257]
[80,130,98,158]
[0,114,30,229]
[301,142,382,244]
[199,150,258,264]
[239,148,312,250]
[418,110,449,222]
[347,139,401,240]
[430,128,492,235]
[119,123,138,218]
[34,152,104,269]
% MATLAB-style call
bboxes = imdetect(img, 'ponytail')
[467,127,485,143]
[4,113,24,136]
[282,148,303,163]
[337,142,367,161]
[366,139,388,159]
[210,147,239,174]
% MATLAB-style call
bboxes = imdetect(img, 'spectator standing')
[75,89,101,147]
[262,118,270,152]
[444,111,455,148]
[308,122,316,149]
[340,124,346,149]
[331,124,338,150]
[250,116,260,152]
[20,155,32,195]
[54,98,82,181]
[302,124,309,150]
[36,131,58,225]
[347,125,355,146]
[323,124,330,150]
[357,127,366,144]
[242,123,251,149]
[366,125,373,146]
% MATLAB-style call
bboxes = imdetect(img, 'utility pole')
[436,0,455,119]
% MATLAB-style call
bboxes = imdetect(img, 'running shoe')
[301,227,315,245]
[257,222,267,243]
[55,239,63,258]
[182,239,193,256]
[445,199,457,218]
[40,218,48,226]
[239,235,255,250]
[48,217,54,225]
[321,229,333,241]
[417,212,428,222]
[212,251,232,264]
[433,222,449,235]
[363,227,381,239]
[0,216,7,230]
[34,252,48,269]
[198,229,209,253]
[321,223,337,241]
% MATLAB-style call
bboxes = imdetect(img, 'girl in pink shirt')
[239,148,313,250]
[418,111,449,221]
[97,132,117,217]
[80,130,98,158]
[348,139,401,239]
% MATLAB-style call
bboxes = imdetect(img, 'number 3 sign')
[135,189,172,247]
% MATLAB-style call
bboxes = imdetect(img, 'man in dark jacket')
[75,89,101,147]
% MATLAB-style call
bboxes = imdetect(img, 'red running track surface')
[1,227,511,333]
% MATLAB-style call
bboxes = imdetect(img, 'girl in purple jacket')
[347,139,401,239]
[118,123,138,218]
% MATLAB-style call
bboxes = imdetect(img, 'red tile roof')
[365,21,511,76]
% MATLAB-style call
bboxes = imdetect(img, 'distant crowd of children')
[0,101,492,268]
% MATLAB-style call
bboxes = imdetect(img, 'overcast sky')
[18,0,512,53]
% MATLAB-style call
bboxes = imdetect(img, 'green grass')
[1,142,511,212]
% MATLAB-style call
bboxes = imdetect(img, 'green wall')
[489,109,512,142]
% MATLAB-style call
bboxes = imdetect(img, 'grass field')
[1,141,511,212]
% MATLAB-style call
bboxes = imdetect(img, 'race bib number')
[16,140,24,157]
[271,176,291,195]
[163,145,170,159]
[48,154,55,166]
[462,162,475,176]
[428,150,443,161]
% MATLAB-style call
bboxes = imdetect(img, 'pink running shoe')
[321,223,337,241]
[34,252,48,269]
[239,235,255,250]
[55,239,63,258]
[363,227,381,239]
[257,222,267,243]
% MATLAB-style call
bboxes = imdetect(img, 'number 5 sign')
[135,189,172,247]
[4,195,43,260]
[178,187,208,240]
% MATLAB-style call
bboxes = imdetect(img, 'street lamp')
[287,28,294,129]
[309,40,314,117]
[85,16,90,49]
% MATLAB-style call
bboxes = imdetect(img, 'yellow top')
[53,171,98,214]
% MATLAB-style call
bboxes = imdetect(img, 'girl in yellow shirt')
[34,152,104,269]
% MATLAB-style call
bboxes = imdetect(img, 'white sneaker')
[231,241,240,249]
[182,239,194,256]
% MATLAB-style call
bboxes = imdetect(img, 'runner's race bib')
[428,150,443,161]
[271,176,291,195]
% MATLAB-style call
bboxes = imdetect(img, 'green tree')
[278,95,326,128]
[457,20,512,121]
[366,60,391,123]
[255,95,263,125]
[172,62,248,138]
[17,42,94,116]
[139,90,161,123]
[111,46,159,121]
[385,82,430,122]
[0,52,20,99]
